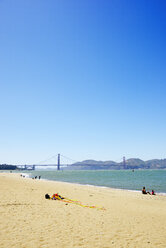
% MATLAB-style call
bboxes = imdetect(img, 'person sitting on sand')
[142,186,151,195]
[151,190,156,195]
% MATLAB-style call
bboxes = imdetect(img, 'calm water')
[23,169,166,194]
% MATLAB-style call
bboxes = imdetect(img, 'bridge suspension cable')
[60,154,77,164]
[35,154,58,165]
[34,153,77,166]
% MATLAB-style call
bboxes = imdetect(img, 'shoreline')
[37,178,166,196]
[19,170,166,196]
[2,169,166,196]
[1,171,166,200]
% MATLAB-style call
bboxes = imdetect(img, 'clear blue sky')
[0,0,166,164]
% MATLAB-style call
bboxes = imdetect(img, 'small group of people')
[142,186,156,195]
[45,193,64,200]
[32,176,41,180]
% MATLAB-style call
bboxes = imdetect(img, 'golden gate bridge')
[17,154,77,171]
[17,155,127,171]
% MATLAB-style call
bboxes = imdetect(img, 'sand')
[0,172,166,248]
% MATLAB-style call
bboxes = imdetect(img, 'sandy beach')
[0,173,166,248]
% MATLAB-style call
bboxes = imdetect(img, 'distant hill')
[70,158,166,170]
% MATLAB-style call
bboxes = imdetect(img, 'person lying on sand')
[45,193,64,200]
[51,193,64,200]
[142,186,151,195]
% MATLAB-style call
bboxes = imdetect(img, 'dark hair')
[45,194,50,199]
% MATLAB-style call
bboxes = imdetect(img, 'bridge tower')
[123,156,126,169]
[57,154,60,170]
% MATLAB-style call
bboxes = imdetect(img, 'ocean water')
[23,169,166,194]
